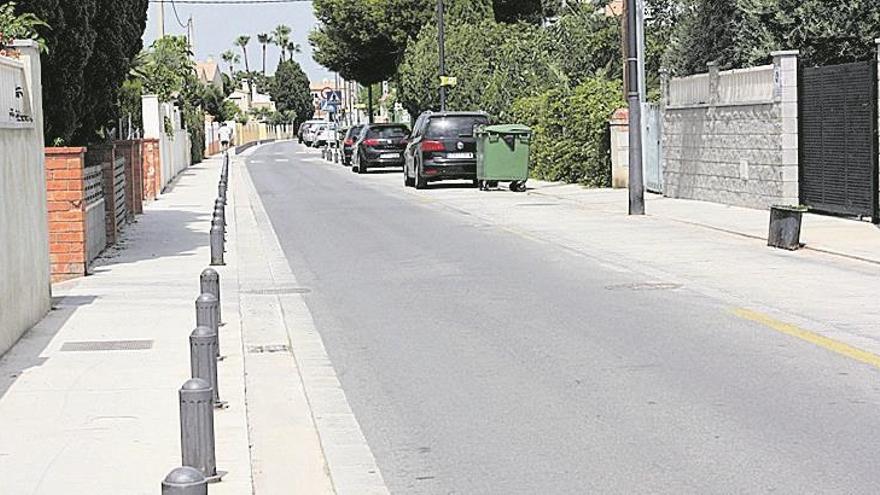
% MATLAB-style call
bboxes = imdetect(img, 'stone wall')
[662,51,799,209]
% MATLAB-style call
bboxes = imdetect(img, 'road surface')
[246,141,880,494]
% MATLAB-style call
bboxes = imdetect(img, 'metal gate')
[643,103,664,193]
[799,61,878,219]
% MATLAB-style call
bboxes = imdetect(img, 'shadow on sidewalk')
[0,295,97,402]
[91,209,209,269]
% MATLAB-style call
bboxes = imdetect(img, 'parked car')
[403,111,490,189]
[315,123,338,148]
[351,123,411,174]
[341,124,364,166]
[301,120,325,146]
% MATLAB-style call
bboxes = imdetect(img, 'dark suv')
[351,123,411,174]
[341,124,364,166]
[403,111,490,189]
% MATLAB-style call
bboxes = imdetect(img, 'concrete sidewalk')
[0,154,254,493]
[527,184,880,265]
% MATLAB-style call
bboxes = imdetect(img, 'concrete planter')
[768,205,806,250]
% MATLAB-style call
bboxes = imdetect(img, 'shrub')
[511,76,622,186]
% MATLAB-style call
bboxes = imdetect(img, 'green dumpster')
[475,124,532,192]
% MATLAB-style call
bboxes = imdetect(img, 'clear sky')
[143,0,335,84]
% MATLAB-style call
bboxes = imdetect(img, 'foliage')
[200,84,240,122]
[139,36,195,102]
[269,59,313,126]
[492,0,544,24]
[14,0,97,144]
[74,0,149,143]
[398,19,559,120]
[118,77,143,132]
[184,103,204,163]
[511,76,622,186]
[310,0,433,85]
[0,1,48,51]
[547,3,623,85]
[665,0,880,74]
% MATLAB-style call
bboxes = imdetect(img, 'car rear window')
[346,126,363,138]
[367,126,409,139]
[425,116,488,139]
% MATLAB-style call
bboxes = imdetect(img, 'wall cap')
[45,146,87,155]
[771,50,799,57]
[9,40,38,49]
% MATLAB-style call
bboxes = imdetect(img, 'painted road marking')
[733,308,880,370]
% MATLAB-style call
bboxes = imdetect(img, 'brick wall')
[116,140,144,217]
[45,147,89,282]
[141,138,160,201]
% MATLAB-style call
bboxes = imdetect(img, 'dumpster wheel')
[510,181,527,192]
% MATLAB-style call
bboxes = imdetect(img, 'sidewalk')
[527,184,880,265]
[0,155,254,493]
[0,146,387,494]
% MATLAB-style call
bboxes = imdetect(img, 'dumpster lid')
[484,124,531,135]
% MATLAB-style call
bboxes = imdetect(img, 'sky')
[143,0,335,84]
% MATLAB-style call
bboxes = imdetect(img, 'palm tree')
[257,33,270,75]
[235,35,251,75]
[272,24,292,64]
[286,41,301,61]
[221,49,240,79]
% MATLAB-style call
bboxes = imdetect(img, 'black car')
[341,125,364,166]
[403,111,490,189]
[351,123,411,174]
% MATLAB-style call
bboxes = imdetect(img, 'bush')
[511,77,622,187]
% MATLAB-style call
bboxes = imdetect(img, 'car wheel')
[357,152,366,174]
[472,179,480,188]
[415,166,428,190]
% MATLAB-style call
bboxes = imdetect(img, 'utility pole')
[158,0,166,38]
[437,0,447,111]
[625,0,645,215]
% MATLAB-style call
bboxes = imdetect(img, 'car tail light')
[421,140,444,152]
[424,167,439,176]
[344,138,354,146]
[363,138,380,147]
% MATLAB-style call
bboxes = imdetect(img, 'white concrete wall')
[142,95,192,192]
[0,42,50,355]
[662,51,799,209]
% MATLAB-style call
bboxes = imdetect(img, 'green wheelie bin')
[475,124,532,192]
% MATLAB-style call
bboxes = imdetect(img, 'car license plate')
[447,152,473,159]
[380,153,400,159]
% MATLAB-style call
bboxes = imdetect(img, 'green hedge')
[511,77,622,187]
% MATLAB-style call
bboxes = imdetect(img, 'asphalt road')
[247,142,880,494]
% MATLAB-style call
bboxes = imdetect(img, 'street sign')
[440,76,457,87]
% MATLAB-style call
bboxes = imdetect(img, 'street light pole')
[625,0,645,215]
[437,0,447,111]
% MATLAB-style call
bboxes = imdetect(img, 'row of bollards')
[163,152,232,493]
[323,142,340,164]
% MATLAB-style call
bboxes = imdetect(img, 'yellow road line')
[732,308,880,369]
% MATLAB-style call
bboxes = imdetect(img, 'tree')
[269,59,313,126]
[286,41,301,60]
[235,35,251,74]
[257,32,269,74]
[664,0,880,75]
[493,0,544,24]
[139,36,195,102]
[272,24,291,63]
[74,0,149,143]
[548,2,623,86]
[398,18,559,119]
[15,0,98,144]
[221,49,239,78]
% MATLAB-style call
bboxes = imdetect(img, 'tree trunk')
[262,44,267,75]
[368,84,374,124]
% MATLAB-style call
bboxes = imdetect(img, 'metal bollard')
[162,466,207,495]
[200,268,221,324]
[190,326,224,407]
[195,293,220,356]
[178,378,222,482]
[218,182,226,205]
[213,202,226,230]
[333,147,339,163]
[210,221,225,266]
